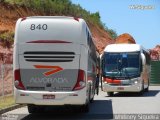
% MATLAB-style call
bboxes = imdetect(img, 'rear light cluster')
[73,69,86,91]
[14,69,25,90]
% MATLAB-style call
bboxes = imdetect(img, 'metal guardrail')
[0,64,13,98]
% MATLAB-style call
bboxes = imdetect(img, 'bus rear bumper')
[14,88,87,106]
[102,83,142,92]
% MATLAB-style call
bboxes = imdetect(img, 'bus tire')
[28,105,44,114]
[145,87,149,92]
[145,80,149,92]
[89,85,94,103]
[81,104,89,113]
[107,92,114,96]
[90,96,94,103]
[28,105,37,114]
[139,82,144,95]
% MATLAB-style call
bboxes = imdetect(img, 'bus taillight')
[14,69,25,90]
[73,69,86,91]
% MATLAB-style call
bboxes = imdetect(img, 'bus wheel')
[89,85,94,103]
[28,105,44,114]
[145,85,149,92]
[81,104,89,113]
[145,80,149,92]
[139,83,144,95]
[90,96,94,103]
[145,87,149,92]
[28,105,37,114]
[107,92,114,96]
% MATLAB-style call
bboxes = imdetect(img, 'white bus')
[13,16,98,113]
[101,44,151,96]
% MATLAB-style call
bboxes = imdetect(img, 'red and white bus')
[101,44,151,96]
[13,16,98,113]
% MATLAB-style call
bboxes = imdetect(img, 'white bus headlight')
[134,81,138,84]
[104,81,108,84]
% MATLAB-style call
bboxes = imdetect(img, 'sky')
[71,0,160,49]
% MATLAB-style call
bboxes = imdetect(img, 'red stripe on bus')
[34,65,63,76]
[27,40,72,43]
[104,78,121,84]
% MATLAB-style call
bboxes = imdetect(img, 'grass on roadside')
[0,95,15,110]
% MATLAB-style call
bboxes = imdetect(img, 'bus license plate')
[117,87,124,90]
[122,80,130,84]
[43,94,55,99]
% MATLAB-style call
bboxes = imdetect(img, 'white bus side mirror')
[141,53,146,66]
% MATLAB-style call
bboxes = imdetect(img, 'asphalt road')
[1,86,160,120]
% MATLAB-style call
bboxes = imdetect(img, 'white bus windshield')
[103,52,140,79]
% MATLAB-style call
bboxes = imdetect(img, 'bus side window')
[87,31,91,48]
[140,57,143,72]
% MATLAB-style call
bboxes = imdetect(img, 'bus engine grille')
[24,51,75,62]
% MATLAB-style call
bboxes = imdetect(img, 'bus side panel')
[13,19,21,73]
[79,45,89,102]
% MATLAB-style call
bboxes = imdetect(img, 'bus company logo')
[34,65,63,76]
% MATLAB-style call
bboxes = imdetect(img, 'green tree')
[4,0,117,42]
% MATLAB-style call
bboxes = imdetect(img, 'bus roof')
[16,16,87,44]
[22,16,83,21]
[104,44,143,53]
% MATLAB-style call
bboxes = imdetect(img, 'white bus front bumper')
[102,83,143,92]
